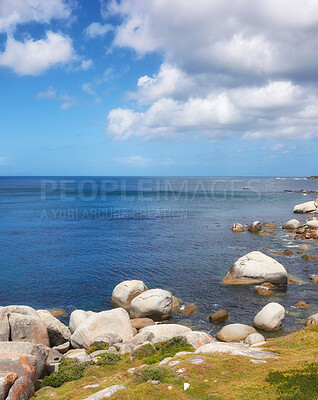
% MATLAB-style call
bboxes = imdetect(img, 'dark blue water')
[0,177,317,337]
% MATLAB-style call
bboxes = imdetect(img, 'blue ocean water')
[0,176,317,337]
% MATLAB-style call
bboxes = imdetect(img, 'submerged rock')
[209,310,229,323]
[247,221,262,232]
[222,251,288,285]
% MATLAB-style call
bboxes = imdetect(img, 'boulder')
[53,341,70,354]
[6,377,34,400]
[0,315,10,341]
[140,324,191,343]
[196,342,276,359]
[69,310,95,334]
[209,310,229,323]
[132,330,154,345]
[0,372,18,400]
[180,331,216,349]
[306,219,318,229]
[222,251,288,285]
[111,280,148,311]
[253,303,285,331]
[116,342,136,355]
[311,275,318,284]
[294,201,317,214]
[92,333,123,345]
[216,324,256,342]
[305,313,318,326]
[295,301,311,309]
[0,305,39,318]
[0,354,37,383]
[232,223,244,232]
[71,308,133,349]
[9,313,49,346]
[47,348,64,364]
[0,342,49,381]
[130,289,173,321]
[37,310,71,346]
[282,219,300,230]
[245,333,265,346]
[247,221,262,232]
[130,318,154,330]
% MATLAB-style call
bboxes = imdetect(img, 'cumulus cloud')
[84,22,113,39]
[0,0,72,32]
[0,32,75,76]
[105,0,318,142]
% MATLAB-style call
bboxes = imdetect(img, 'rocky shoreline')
[1,199,318,400]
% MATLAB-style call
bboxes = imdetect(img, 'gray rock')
[83,385,127,400]
[9,313,49,346]
[140,324,191,343]
[196,342,277,359]
[0,305,39,318]
[222,251,288,285]
[158,357,172,365]
[53,341,70,354]
[132,330,155,345]
[168,360,180,367]
[47,348,63,364]
[0,315,10,341]
[130,289,173,321]
[282,219,300,230]
[37,310,71,346]
[216,324,257,342]
[71,308,133,349]
[306,219,318,229]
[180,331,216,349]
[188,356,204,365]
[0,354,37,383]
[294,201,318,214]
[69,310,95,334]
[117,342,136,355]
[253,303,285,331]
[111,280,148,311]
[245,333,265,345]
[0,342,49,382]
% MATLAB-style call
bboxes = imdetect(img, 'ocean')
[0,176,317,337]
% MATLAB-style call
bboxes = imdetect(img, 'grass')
[34,325,318,400]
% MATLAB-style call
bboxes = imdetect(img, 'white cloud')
[0,32,75,76]
[84,22,113,39]
[36,86,57,99]
[60,91,76,109]
[79,59,93,71]
[104,0,318,142]
[115,155,174,167]
[0,0,72,32]
[0,156,10,166]
[82,83,96,95]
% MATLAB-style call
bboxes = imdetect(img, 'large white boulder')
[253,302,285,331]
[69,310,95,334]
[216,324,256,342]
[282,219,300,230]
[37,310,71,347]
[140,324,191,343]
[222,251,288,285]
[130,289,173,321]
[306,219,318,229]
[71,308,133,349]
[294,201,318,214]
[111,280,148,311]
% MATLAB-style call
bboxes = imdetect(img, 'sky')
[1,0,318,176]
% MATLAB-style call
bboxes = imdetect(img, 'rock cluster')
[293,199,318,214]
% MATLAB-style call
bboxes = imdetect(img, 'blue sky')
[1,0,318,176]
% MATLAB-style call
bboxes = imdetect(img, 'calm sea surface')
[0,176,317,337]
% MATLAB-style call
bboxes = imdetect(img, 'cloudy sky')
[1,0,318,176]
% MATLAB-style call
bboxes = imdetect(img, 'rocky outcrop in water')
[293,199,318,213]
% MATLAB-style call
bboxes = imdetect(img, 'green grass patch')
[266,362,318,400]
[86,341,110,354]
[95,353,121,366]
[133,365,175,383]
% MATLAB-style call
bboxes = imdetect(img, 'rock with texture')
[247,221,262,232]
[196,342,277,359]
[111,280,148,311]
[253,302,285,331]
[64,349,91,363]
[130,289,173,321]
[130,318,154,330]
[37,309,71,346]
[232,223,244,232]
[83,385,127,400]
[294,201,318,214]
[222,251,288,285]
[0,315,10,341]
[9,314,49,346]
[180,331,216,349]
[132,330,155,345]
[140,324,191,343]
[71,308,133,349]
[0,372,18,400]
[6,377,34,400]
[216,324,256,342]
[305,313,318,326]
